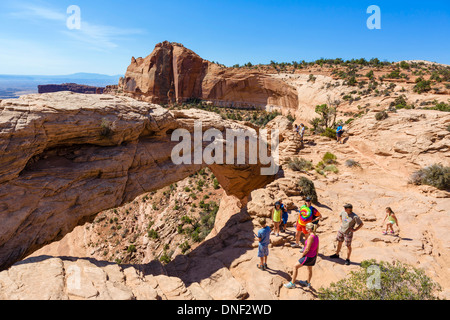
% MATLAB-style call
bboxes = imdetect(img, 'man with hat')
[330,204,364,265]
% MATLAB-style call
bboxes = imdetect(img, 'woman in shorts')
[284,223,319,289]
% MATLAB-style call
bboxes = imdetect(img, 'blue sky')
[0,0,449,75]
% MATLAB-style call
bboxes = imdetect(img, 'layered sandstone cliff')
[119,41,299,112]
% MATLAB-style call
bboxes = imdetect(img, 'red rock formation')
[119,41,298,112]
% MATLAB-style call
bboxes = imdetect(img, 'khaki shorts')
[336,230,353,247]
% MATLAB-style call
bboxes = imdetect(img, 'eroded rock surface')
[119,41,299,112]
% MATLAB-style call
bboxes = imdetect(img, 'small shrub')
[390,95,413,110]
[179,241,191,254]
[309,117,323,133]
[345,159,361,168]
[181,216,193,225]
[323,152,337,164]
[318,260,442,300]
[287,113,296,123]
[324,165,339,174]
[346,76,357,86]
[399,61,410,69]
[432,101,450,112]
[321,127,337,139]
[345,118,354,125]
[375,111,389,121]
[414,78,432,94]
[422,101,450,112]
[409,164,449,190]
[298,177,318,203]
[315,161,326,175]
[148,229,159,239]
[191,229,201,243]
[160,251,171,264]
[100,119,115,138]
[287,158,313,172]
[127,245,137,253]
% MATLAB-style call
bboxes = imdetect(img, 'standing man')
[330,204,364,265]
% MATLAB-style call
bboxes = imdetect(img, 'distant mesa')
[38,83,105,94]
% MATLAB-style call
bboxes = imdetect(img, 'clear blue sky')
[0,0,449,75]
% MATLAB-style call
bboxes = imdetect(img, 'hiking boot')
[330,254,340,259]
[284,282,296,289]
[345,259,351,266]
[299,280,311,288]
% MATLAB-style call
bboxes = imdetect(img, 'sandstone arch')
[0,92,275,270]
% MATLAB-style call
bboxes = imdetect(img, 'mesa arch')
[0,92,276,271]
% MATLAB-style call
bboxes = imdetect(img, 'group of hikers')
[253,121,401,290]
[255,199,400,290]
[293,123,345,144]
